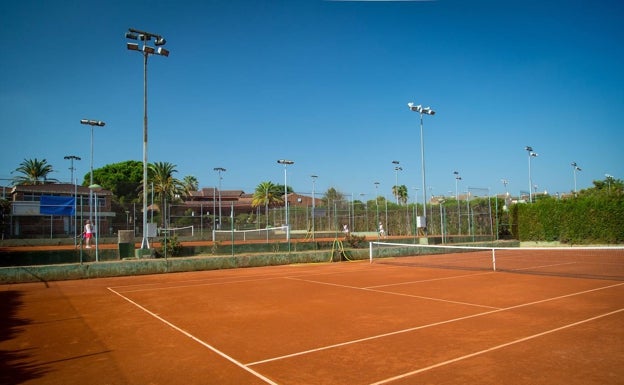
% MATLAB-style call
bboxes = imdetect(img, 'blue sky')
[1,0,622,203]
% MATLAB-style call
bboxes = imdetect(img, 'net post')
[491,248,496,271]
[369,242,373,264]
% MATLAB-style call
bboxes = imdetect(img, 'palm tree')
[392,184,409,205]
[13,158,58,185]
[147,162,185,227]
[182,175,199,197]
[251,181,283,227]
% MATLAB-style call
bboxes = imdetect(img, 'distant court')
[1,258,623,384]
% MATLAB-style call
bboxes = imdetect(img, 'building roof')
[11,183,112,196]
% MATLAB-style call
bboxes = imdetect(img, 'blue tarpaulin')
[40,195,76,216]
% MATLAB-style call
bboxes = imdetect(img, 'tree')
[251,181,283,225]
[88,160,143,203]
[12,158,57,185]
[322,187,345,206]
[392,184,409,205]
[148,162,186,227]
[182,175,199,196]
[579,176,624,197]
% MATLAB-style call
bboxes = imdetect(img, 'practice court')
[1,258,623,384]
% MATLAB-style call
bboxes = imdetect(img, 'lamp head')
[422,107,435,115]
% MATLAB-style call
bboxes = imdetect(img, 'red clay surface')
[1,259,623,384]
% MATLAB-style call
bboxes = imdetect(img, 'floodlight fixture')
[277,159,294,165]
[127,43,140,51]
[80,119,105,127]
[408,102,435,115]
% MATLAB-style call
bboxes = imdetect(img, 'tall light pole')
[64,155,81,184]
[374,182,380,239]
[501,178,509,195]
[125,28,169,250]
[392,160,401,204]
[453,171,461,235]
[311,175,318,240]
[64,155,81,242]
[80,119,105,224]
[213,167,226,229]
[605,174,613,194]
[277,159,294,240]
[524,146,538,203]
[88,183,102,262]
[571,162,581,193]
[408,102,435,233]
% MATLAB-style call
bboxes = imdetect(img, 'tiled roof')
[11,183,111,195]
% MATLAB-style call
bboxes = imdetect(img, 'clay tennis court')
[1,252,623,384]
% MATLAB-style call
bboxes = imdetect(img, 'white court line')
[369,307,624,385]
[509,261,577,272]
[288,275,502,310]
[366,271,495,288]
[112,275,290,294]
[107,287,278,385]
[110,264,372,293]
[246,282,624,366]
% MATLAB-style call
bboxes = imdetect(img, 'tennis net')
[212,225,289,242]
[158,225,194,237]
[369,242,624,280]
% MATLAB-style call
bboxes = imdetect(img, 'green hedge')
[513,195,624,244]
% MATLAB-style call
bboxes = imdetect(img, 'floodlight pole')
[64,155,81,242]
[454,171,461,235]
[571,162,581,193]
[525,146,538,203]
[89,183,102,262]
[80,119,105,224]
[277,159,294,244]
[64,155,81,185]
[605,174,613,194]
[311,175,318,240]
[126,28,169,250]
[392,160,400,205]
[408,103,435,234]
[374,182,380,240]
[214,167,226,228]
